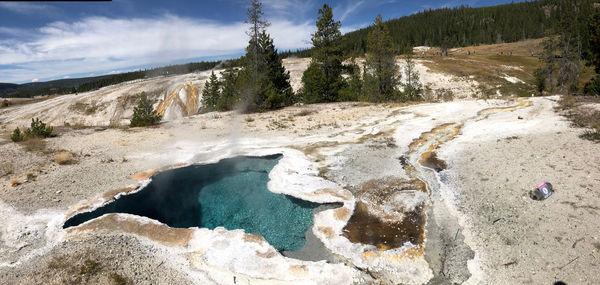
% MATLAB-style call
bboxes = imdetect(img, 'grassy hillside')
[342,0,598,56]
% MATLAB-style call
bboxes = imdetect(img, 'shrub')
[1,99,9,108]
[534,68,546,95]
[130,93,161,127]
[23,137,45,152]
[11,127,23,142]
[24,117,53,138]
[79,259,101,275]
[299,62,328,103]
[55,151,74,165]
[584,77,600,96]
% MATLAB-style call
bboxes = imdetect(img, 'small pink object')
[536,181,547,188]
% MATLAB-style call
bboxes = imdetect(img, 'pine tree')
[130,93,161,127]
[363,14,400,102]
[301,4,345,103]
[259,31,294,109]
[200,71,221,112]
[403,52,422,101]
[217,67,241,111]
[245,0,270,83]
[339,58,362,101]
[237,0,293,112]
[584,10,600,96]
[590,11,600,74]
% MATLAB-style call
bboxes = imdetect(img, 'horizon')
[0,0,525,84]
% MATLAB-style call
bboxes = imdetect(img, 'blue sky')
[0,0,521,83]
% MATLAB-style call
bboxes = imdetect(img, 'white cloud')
[261,0,313,20]
[0,27,28,37]
[31,78,39,82]
[0,14,313,83]
[336,1,366,21]
[0,2,54,14]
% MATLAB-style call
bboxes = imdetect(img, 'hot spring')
[63,154,320,252]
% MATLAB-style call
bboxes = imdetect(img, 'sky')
[0,0,521,84]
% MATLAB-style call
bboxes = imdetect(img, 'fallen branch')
[558,256,579,270]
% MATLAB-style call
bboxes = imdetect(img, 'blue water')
[63,154,319,251]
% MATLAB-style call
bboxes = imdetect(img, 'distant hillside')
[0,83,19,95]
[338,0,598,56]
[0,61,222,98]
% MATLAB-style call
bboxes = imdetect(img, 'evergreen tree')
[245,0,270,84]
[534,68,547,95]
[200,71,221,112]
[259,31,294,109]
[217,67,241,111]
[363,14,400,102]
[237,0,293,112]
[590,11,600,74]
[339,58,362,101]
[584,10,600,96]
[130,93,161,127]
[301,4,345,103]
[403,52,422,101]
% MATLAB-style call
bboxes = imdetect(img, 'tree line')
[533,0,600,95]
[199,1,423,114]
[1,61,222,98]
[291,0,598,58]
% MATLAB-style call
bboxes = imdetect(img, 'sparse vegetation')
[23,137,46,152]
[1,99,10,107]
[45,251,135,285]
[130,93,161,127]
[557,95,600,142]
[295,109,315,117]
[55,151,75,165]
[0,162,14,177]
[11,118,53,142]
[10,127,23,142]
[110,273,132,285]
[26,117,54,138]
[403,53,422,101]
[79,259,101,276]
[585,77,600,96]
[69,102,98,115]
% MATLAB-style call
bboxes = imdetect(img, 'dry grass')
[69,102,99,115]
[23,137,46,152]
[295,109,316,117]
[44,250,132,285]
[0,162,14,177]
[71,122,87,129]
[416,39,549,99]
[110,273,132,285]
[557,95,600,142]
[25,171,35,181]
[55,151,75,165]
